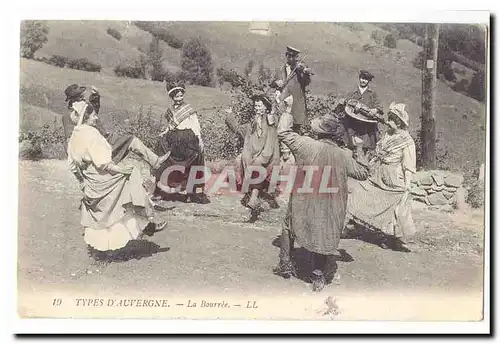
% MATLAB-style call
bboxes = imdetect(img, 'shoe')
[380,241,389,249]
[188,193,211,204]
[267,197,280,209]
[272,261,297,279]
[311,270,326,292]
[142,222,156,237]
[240,193,250,207]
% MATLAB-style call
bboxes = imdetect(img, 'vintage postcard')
[13,8,490,334]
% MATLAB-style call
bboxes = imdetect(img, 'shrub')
[20,20,49,59]
[452,79,469,93]
[67,58,102,72]
[383,34,397,49]
[467,71,486,102]
[48,54,68,68]
[114,57,146,79]
[466,179,485,208]
[19,121,67,160]
[134,21,184,49]
[145,37,166,82]
[370,29,385,45]
[216,67,246,89]
[107,27,122,40]
[123,107,164,151]
[181,37,214,87]
[412,130,450,170]
[244,60,254,78]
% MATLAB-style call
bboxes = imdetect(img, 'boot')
[272,260,297,279]
[246,189,260,210]
[311,269,326,292]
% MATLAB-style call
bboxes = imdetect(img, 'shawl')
[372,130,414,165]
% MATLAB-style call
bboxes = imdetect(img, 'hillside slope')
[20,59,230,130]
[36,20,181,75]
[21,21,486,171]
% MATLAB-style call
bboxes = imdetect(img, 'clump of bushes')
[370,29,385,45]
[466,179,485,208]
[67,58,102,72]
[216,67,246,89]
[383,34,397,49]
[19,122,66,160]
[467,71,485,102]
[107,27,122,40]
[47,54,68,67]
[133,21,184,49]
[20,20,49,59]
[114,58,146,79]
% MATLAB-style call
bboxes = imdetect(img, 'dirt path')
[17,160,485,320]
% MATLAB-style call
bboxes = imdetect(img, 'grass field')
[20,21,487,173]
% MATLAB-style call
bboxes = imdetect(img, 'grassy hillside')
[20,21,486,173]
[36,20,180,75]
[20,58,230,131]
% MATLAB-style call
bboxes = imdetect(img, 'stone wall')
[410,170,466,210]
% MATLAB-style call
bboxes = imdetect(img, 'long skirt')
[81,165,150,251]
[154,128,205,194]
[346,178,416,239]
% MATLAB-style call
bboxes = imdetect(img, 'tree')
[147,37,165,81]
[180,37,213,86]
[20,21,49,59]
[244,60,254,78]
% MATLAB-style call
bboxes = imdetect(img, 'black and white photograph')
[10,6,490,334]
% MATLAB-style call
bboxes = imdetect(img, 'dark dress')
[153,128,205,195]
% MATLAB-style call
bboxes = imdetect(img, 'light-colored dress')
[67,124,149,251]
[347,129,417,238]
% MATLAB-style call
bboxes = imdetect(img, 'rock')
[426,188,436,195]
[444,185,458,192]
[432,184,444,192]
[444,173,464,187]
[418,172,434,186]
[440,204,454,213]
[428,192,448,205]
[410,186,427,197]
[443,190,455,199]
[413,196,429,205]
[432,174,444,186]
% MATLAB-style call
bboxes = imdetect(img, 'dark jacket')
[343,87,383,151]
[278,63,311,126]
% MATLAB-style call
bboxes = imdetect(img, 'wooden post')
[421,23,439,169]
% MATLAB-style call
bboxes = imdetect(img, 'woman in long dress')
[67,104,170,257]
[152,81,210,204]
[346,102,417,249]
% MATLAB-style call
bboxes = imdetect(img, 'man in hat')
[275,46,313,140]
[225,92,281,221]
[273,109,369,292]
[341,70,384,156]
